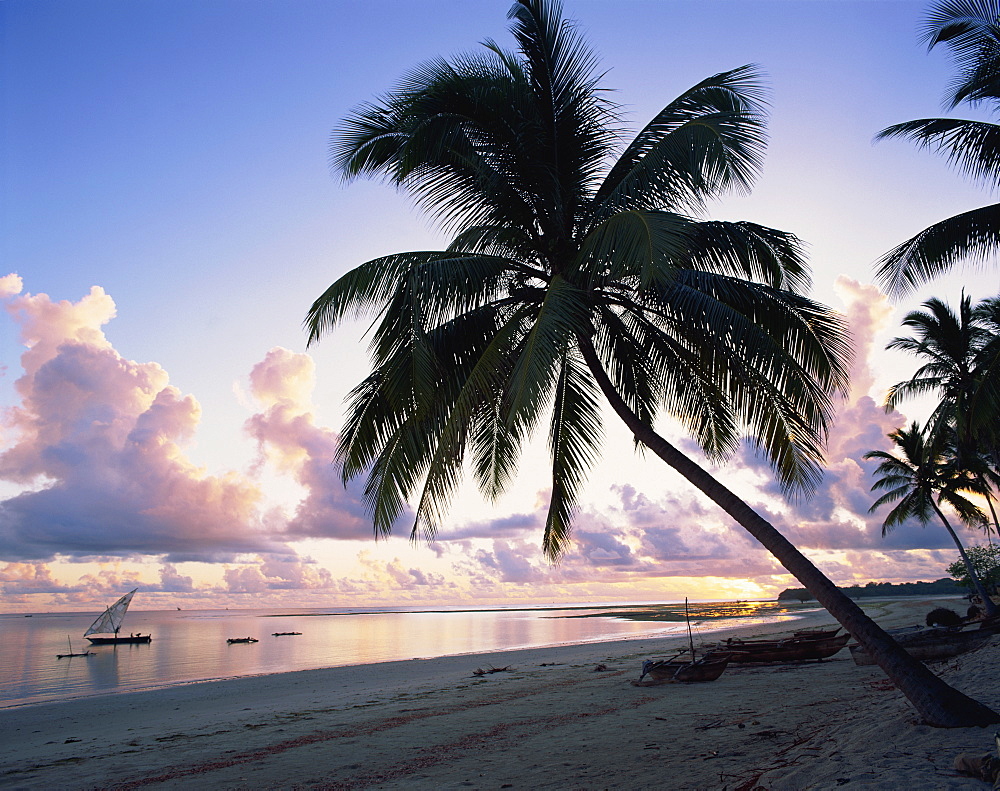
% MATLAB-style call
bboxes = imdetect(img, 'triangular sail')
[84,589,137,637]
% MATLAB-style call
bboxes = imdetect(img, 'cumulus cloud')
[222,554,336,593]
[0,561,74,598]
[244,347,384,540]
[0,274,23,299]
[0,277,398,568]
[0,281,284,561]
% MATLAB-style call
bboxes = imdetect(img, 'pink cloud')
[0,562,73,599]
[0,282,282,562]
[244,347,384,540]
[221,557,338,594]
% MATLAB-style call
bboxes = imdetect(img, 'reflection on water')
[564,600,804,622]
[0,601,812,707]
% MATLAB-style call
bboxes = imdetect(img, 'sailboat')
[84,589,152,645]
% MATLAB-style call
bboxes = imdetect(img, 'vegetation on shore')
[778,578,965,602]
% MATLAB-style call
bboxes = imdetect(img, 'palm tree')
[886,294,1000,538]
[865,422,996,612]
[875,0,1000,296]
[307,0,998,726]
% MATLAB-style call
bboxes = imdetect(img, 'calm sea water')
[0,601,811,708]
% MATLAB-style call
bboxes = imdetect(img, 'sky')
[4,0,1000,613]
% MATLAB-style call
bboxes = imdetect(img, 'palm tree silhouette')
[866,422,995,612]
[886,294,1000,540]
[308,0,998,726]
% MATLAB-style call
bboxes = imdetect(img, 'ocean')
[0,600,813,708]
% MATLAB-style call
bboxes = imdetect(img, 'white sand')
[2,597,999,790]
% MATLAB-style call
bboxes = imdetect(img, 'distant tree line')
[777,578,965,602]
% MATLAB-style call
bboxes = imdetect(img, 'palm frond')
[593,65,769,217]
[593,300,739,459]
[877,118,1000,185]
[306,251,519,345]
[504,276,591,446]
[543,351,604,558]
[412,305,535,537]
[574,209,691,290]
[921,0,1000,107]
[630,271,850,493]
[874,202,1000,297]
[681,220,810,293]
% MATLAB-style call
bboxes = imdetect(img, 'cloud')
[439,510,541,540]
[834,277,895,403]
[0,275,985,606]
[0,279,393,566]
[244,347,384,540]
[0,274,23,299]
[0,562,74,598]
[0,281,283,562]
[222,554,335,593]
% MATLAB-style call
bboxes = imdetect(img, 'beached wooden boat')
[639,652,732,683]
[227,637,259,644]
[848,627,994,666]
[724,632,850,663]
[84,589,152,645]
[636,598,733,684]
[271,632,302,636]
[793,627,841,639]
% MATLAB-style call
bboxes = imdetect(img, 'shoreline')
[0,601,825,711]
[3,596,996,789]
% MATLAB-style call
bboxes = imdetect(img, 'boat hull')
[793,627,842,639]
[641,653,732,683]
[726,633,850,663]
[85,635,152,645]
[849,628,994,666]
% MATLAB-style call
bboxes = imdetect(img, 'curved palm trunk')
[578,335,1000,727]
[976,472,999,546]
[931,500,998,617]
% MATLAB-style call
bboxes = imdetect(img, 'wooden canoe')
[792,627,841,639]
[725,632,850,663]
[639,652,732,683]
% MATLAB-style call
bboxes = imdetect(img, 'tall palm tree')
[865,422,996,611]
[875,0,1000,296]
[886,294,986,436]
[886,294,1000,539]
[307,0,998,726]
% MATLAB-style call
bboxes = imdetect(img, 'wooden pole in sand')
[685,598,695,661]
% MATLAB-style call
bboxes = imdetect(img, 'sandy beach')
[3,597,999,790]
